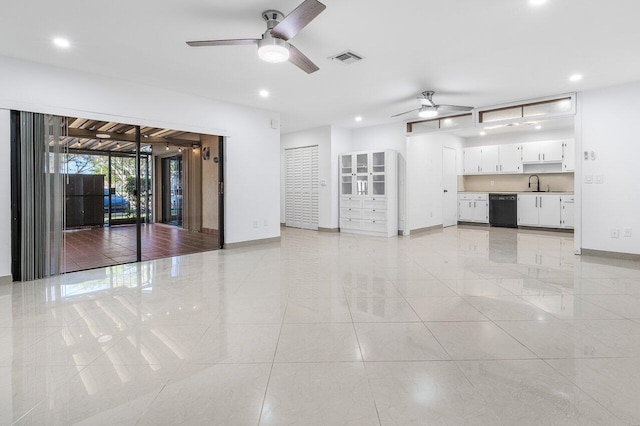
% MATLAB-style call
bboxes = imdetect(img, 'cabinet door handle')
[543,153,545,161]
[496,165,498,171]
[535,197,538,208]
[540,196,542,207]
[474,202,476,208]
[469,202,471,208]
[538,153,541,161]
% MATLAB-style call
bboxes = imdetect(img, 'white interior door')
[442,147,458,227]
[285,146,319,230]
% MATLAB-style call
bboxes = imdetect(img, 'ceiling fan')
[392,91,474,119]
[186,0,326,74]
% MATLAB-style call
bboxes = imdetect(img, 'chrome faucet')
[528,175,540,192]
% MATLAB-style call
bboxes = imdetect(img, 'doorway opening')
[10,112,225,280]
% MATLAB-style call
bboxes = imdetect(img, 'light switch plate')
[624,228,632,237]
[595,175,604,184]
[611,229,620,238]
[584,175,593,184]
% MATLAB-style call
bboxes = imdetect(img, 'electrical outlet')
[595,175,604,184]
[611,229,620,239]
[253,221,258,229]
[490,180,494,186]
[624,228,632,237]
[584,175,593,184]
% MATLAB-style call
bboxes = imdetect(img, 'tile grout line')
[343,278,382,426]
[256,298,289,426]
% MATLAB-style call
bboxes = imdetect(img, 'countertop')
[458,191,574,195]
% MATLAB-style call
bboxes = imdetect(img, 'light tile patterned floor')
[2,225,640,425]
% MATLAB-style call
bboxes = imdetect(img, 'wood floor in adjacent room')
[62,223,219,272]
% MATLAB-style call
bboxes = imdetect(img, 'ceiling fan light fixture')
[418,107,438,118]
[258,34,290,63]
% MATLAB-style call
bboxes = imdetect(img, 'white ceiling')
[1,0,640,133]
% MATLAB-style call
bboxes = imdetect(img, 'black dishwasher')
[489,194,517,228]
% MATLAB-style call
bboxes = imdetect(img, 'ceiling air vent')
[329,50,364,65]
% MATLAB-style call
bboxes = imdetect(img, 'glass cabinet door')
[356,153,369,174]
[341,155,353,175]
[356,175,369,195]
[372,175,385,195]
[341,175,354,195]
[372,152,385,173]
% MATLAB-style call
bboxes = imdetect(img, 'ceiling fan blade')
[436,105,474,112]
[288,44,319,74]
[271,0,327,40]
[186,39,260,47]
[391,109,419,118]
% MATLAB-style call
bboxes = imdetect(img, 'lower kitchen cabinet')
[458,193,488,224]
[517,194,562,228]
[561,195,574,229]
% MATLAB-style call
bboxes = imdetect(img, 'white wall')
[0,110,10,277]
[578,81,640,255]
[406,132,464,231]
[0,55,281,277]
[280,126,333,228]
[350,122,406,156]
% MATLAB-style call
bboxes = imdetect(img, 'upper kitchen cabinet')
[480,146,500,173]
[463,144,523,175]
[522,140,564,163]
[463,146,482,174]
[499,144,523,173]
[562,139,575,172]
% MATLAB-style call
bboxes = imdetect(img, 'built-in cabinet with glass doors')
[339,150,397,237]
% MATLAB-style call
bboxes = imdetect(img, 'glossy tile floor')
[2,226,640,425]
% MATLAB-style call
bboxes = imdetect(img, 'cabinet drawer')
[341,197,362,208]
[362,208,387,220]
[474,194,488,201]
[340,208,362,219]
[340,218,361,229]
[362,219,387,232]
[363,198,386,209]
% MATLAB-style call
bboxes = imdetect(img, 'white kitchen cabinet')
[340,150,397,237]
[522,140,564,163]
[517,194,562,228]
[463,147,482,174]
[458,197,475,222]
[562,139,575,172]
[538,194,562,227]
[561,195,574,229]
[499,144,523,173]
[458,193,488,224]
[464,144,523,175]
[480,146,500,173]
[517,195,540,226]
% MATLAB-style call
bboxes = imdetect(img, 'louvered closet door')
[285,146,319,230]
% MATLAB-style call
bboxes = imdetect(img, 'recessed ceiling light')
[355,116,362,122]
[535,125,543,130]
[259,89,269,98]
[480,131,486,136]
[569,74,583,82]
[529,0,547,6]
[53,37,70,49]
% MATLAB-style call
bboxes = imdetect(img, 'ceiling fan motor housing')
[262,10,285,29]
